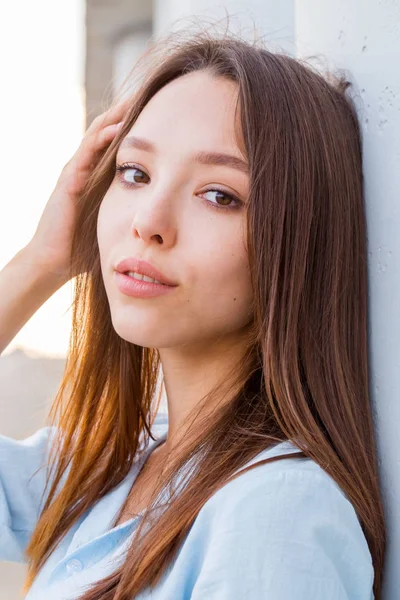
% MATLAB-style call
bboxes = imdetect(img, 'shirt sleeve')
[0,426,57,562]
[190,467,375,600]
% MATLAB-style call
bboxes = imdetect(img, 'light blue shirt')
[1,415,374,599]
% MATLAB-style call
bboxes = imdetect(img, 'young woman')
[0,27,386,600]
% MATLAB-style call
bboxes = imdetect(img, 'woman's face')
[97,69,253,351]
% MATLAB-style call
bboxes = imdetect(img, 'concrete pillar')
[112,27,152,98]
[153,0,295,54]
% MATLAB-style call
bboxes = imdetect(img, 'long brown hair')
[23,25,386,599]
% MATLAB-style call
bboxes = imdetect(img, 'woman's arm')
[0,245,64,356]
[0,426,57,562]
[0,250,64,561]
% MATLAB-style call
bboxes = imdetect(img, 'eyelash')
[114,162,243,211]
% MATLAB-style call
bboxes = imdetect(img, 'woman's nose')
[130,185,178,247]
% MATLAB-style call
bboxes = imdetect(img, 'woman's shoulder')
[187,439,374,598]
[198,438,371,564]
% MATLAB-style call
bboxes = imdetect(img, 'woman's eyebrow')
[119,135,249,174]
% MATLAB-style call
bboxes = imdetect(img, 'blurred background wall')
[1,0,399,598]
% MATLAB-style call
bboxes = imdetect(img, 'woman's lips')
[114,257,178,286]
[114,272,177,298]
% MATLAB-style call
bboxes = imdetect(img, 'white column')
[112,27,152,98]
[153,0,295,54]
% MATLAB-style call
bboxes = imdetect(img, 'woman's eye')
[202,189,242,210]
[115,164,149,186]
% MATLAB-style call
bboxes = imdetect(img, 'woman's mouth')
[114,271,177,298]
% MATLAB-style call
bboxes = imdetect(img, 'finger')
[78,122,123,172]
[91,96,133,131]
[96,121,123,148]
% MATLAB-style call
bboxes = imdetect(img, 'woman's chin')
[110,320,172,349]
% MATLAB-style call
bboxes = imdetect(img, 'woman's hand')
[27,97,131,283]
